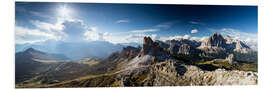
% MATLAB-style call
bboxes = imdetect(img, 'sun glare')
[59,5,71,17]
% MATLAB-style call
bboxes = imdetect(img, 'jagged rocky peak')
[127,37,169,69]
[201,32,226,48]
[143,36,154,46]
[140,36,160,56]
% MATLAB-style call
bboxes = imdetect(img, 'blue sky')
[15,2,258,45]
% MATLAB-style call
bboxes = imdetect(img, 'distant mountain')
[17,48,70,60]
[200,32,227,48]
[199,33,252,53]
[198,33,256,61]
[15,40,124,60]
[15,48,100,85]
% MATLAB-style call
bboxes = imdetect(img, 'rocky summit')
[200,33,252,54]
[15,33,258,88]
[200,32,227,48]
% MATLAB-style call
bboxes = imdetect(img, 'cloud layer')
[116,20,129,23]
[131,29,159,33]
[191,29,198,34]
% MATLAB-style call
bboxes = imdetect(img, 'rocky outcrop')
[178,65,258,86]
[127,37,172,70]
[200,33,227,48]
[121,60,257,86]
[199,33,227,57]
[164,39,201,58]
[178,44,194,55]
[168,43,198,55]
[139,37,163,56]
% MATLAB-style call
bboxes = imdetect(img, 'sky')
[15,2,258,45]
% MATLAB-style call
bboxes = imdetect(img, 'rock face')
[200,33,251,54]
[140,37,163,56]
[197,33,256,61]
[200,33,227,48]
[178,44,194,55]
[140,37,154,56]
[127,37,172,70]
[199,33,228,56]
[168,43,197,55]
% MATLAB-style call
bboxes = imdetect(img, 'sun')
[58,4,71,17]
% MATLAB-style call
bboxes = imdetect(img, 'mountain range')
[15,33,258,88]
[16,40,124,60]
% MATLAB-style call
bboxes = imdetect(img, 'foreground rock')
[46,59,257,87]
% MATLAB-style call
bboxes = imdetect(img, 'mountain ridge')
[15,33,258,87]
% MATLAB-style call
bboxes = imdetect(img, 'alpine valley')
[15,33,258,88]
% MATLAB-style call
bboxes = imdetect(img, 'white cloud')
[160,34,207,42]
[183,34,190,39]
[83,27,111,41]
[191,29,198,34]
[169,36,182,40]
[131,29,159,33]
[151,34,159,40]
[30,17,84,32]
[16,17,91,44]
[155,21,176,29]
[163,34,190,40]
[15,26,54,38]
[190,36,208,41]
[116,20,129,23]
[111,33,160,44]
[90,27,98,32]
[102,32,111,41]
[84,30,100,41]
[30,11,54,19]
[15,25,59,44]
[30,20,64,31]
